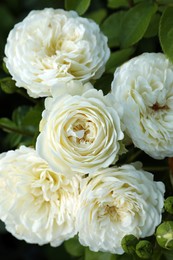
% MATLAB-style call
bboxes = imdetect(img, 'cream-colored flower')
[4,8,110,98]
[76,164,165,254]
[36,85,125,175]
[111,53,173,159]
[0,146,80,246]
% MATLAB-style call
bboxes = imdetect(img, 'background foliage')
[0,0,173,259]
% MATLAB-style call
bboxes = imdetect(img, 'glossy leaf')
[22,102,43,130]
[85,248,115,260]
[65,0,91,15]
[101,11,125,47]
[144,13,160,38]
[2,62,9,74]
[0,77,16,94]
[106,47,135,73]
[0,118,17,132]
[4,132,22,148]
[120,2,157,48]
[12,106,30,126]
[159,6,173,63]
[107,0,128,9]
[64,236,85,257]
[85,8,107,24]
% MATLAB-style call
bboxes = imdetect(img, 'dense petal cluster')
[1,6,169,256]
[36,83,125,175]
[4,8,110,98]
[111,53,173,159]
[76,164,165,254]
[0,146,80,246]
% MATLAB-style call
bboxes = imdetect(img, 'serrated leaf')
[0,77,16,94]
[85,8,107,24]
[101,11,125,48]
[144,13,160,38]
[159,6,173,63]
[120,2,157,48]
[107,0,128,9]
[106,47,135,73]
[65,0,91,15]
[64,236,85,257]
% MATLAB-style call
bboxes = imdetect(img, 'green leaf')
[107,0,128,9]
[12,106,30,126]
[64,236,85,257]
[85,248,115,260]
[120,2,157,48]
[106,47,135,73]
[159,6,173,63]
[85,8,107,24]
[0,118,17,133]
[156,0,173,4]
[4,132,22,148]
[22,102,43,132]
[144,13,160,38]
[2,62,9,74]
[65,0,91,15]
[101,11,125,48]
[0,77,16,94]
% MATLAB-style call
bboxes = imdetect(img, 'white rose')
[76,164,165,254]
[36,84,125,175]
[4,8,110,98]
[0,146,80,246]
[111,52,173,159]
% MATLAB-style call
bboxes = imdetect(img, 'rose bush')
[76,163,165,254]
[4,8,110,98]
[36,82,125,175]
[0,146,80,246]
[111,53,173,159]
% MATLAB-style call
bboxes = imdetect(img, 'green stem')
[0,124,33,137]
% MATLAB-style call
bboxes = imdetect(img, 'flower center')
[105,205,120,221]
[151,102,169,111]
[67,118,96,145]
